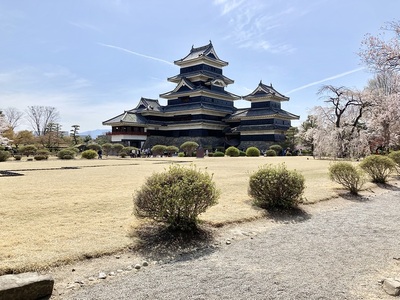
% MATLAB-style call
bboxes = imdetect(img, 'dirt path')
[50,186,400,300]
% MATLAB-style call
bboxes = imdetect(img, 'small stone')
[134,264,141,270]
[226,240,231,245]
[71,268,76,272]
[98,272,107,279]
[74,280,84,285]
[117,269,123,273]
[88,277,96,281]
[142,261,149,267]
[125,266,133,271]
[66,283,77,290]
[115,255,121,259]
[382,278,400,296]
[108,272,116,276]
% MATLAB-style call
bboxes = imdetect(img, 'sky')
[1,0,399,133]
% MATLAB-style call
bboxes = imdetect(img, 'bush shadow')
[375,182,400,192]
[128,223,217,263]
[337,192,372,202]
[264,206,311,224]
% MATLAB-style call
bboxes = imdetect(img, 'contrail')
[285,67,366,95]
[98,43,174,66]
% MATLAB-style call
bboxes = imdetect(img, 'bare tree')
[3,107,24,130]
[26,106,60,136]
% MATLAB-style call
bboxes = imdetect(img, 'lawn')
[0,155,380,275]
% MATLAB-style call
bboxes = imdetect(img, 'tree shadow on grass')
[338,192,372,203]
[375,182,400,192]
[128,223,217,263]
[264,206,311,224]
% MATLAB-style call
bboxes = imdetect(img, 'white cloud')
[214,0,297,53]
[213,0,246,15]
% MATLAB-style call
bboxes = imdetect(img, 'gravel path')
[63,189,400,300]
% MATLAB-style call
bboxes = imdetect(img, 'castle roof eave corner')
[174,41,228,66]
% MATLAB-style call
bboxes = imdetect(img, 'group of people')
[130,148,153,158]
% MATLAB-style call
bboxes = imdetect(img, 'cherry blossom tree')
[359,21,400,150]
[360,21,400,72]
[297,115,317,152]
[364,71,400,151]
[0,110,11,146]
[307,86,371,158]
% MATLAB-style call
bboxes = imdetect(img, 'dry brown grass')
[0,155,389,275]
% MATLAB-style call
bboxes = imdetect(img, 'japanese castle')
[103,42,299,151]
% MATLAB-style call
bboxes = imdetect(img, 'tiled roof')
[174,41,228,65]
[160,84,240,99]
[102,111,148,125]
[163,102,235,114]
[229,124,290,132]
[133,98,163,112]
[243,81,289,101]
[226,108,299,120]
[168,70,234,84]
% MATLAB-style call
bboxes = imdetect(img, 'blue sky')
[1,0,399,132]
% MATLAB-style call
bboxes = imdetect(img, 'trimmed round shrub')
[246,147,260,157]
[102,143,113,156]
[67,147,80,154]
[123,147,136,155]
[265,149,277,156]
[178,152,185,157]
[269,144,283,154]
[134,164,220,230]
[388,151,400,173]
[360,155,395,184]
[36,149,50,159]
[120,152,127,158]
[81,149,98,159]
[328,162,366,195]
[249,163,305,209]
[213,151,225,157]
[86,144,102,152]
[14,154,22,161]
[57,149,76,160]
[0,150,10,162]
[19,145,37,157]
[225,146,240,157]
[180,141,199,157]
[166,146,179,156]
[112,143,124,155]
[151,145,167,156]
[207,152,214,157]
[34,155,47,161]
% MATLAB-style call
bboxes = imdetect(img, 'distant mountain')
[79,129,108,138]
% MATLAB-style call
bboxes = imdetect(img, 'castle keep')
[103,42,299,150]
